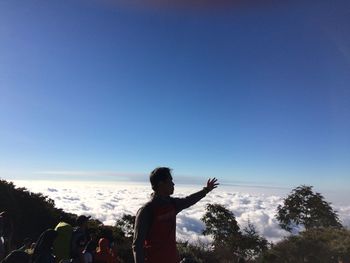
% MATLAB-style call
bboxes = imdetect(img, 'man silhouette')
[133,167,218,263]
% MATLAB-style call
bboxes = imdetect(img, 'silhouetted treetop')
[276,185,342,232]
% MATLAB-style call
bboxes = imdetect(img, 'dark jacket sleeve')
[174,188,207,214]
[132,204,152,263]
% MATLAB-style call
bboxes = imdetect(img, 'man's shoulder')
[136,200,153,214]
[137,196,173,214]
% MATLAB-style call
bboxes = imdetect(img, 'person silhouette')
[71,215,90,261]
[95,238,118,263]
[53,219,72,262]
[132,167,218,263]
[0,211,13,260]
[32,229,58,263]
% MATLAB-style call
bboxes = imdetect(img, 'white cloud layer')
[11,180,350,244]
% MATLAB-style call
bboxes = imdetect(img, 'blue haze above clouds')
[1,0,350,195]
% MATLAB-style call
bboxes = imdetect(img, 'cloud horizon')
[9,180,350,244]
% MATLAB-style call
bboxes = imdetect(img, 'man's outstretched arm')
[175,178,219,212]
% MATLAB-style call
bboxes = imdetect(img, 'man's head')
[150,167,175,196]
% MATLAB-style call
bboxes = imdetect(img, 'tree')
[202,204,268,262]
[202,204,242,262]
[0,179,69,247]
[0,179,138,263]
[260,227,350,263]
[202,204,240,246]
[276,185,342,232]
[114,214,135,263]
[115,214,135,238]
[240,221,269,261]
[177,241,216,263]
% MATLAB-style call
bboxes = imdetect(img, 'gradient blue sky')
[1,0,349,189]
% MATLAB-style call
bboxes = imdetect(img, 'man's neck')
[154,191,170,198]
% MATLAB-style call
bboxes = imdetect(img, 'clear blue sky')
[0,0,349,189]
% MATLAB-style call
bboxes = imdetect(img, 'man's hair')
[150,167,172,191]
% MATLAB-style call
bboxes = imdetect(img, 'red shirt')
[133,189,207,263]
[144,202,178,263]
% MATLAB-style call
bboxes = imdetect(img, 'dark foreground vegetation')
[1,179,350,262]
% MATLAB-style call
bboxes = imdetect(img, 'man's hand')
[205,178,219,192]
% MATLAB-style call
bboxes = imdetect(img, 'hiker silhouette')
[32,229,58,263]
[133,167,218,263]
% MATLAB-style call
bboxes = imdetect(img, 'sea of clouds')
[11,180,350,244]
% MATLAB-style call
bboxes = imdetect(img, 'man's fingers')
[206,178,219,191]
[210,178,218,184]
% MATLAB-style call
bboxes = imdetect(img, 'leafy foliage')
[202,203,268,262]
[177,241,216,263]
[115,214,135,238]
[0,179,72,247]
[276,185,342,232]
[260,227,350,263]
[202,204,240,246]
[114,214,135,263]
[241,222,269,261]
[0,179,135,262]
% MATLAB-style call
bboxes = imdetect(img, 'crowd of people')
[0,214,120,263]
[1,167,219,263]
